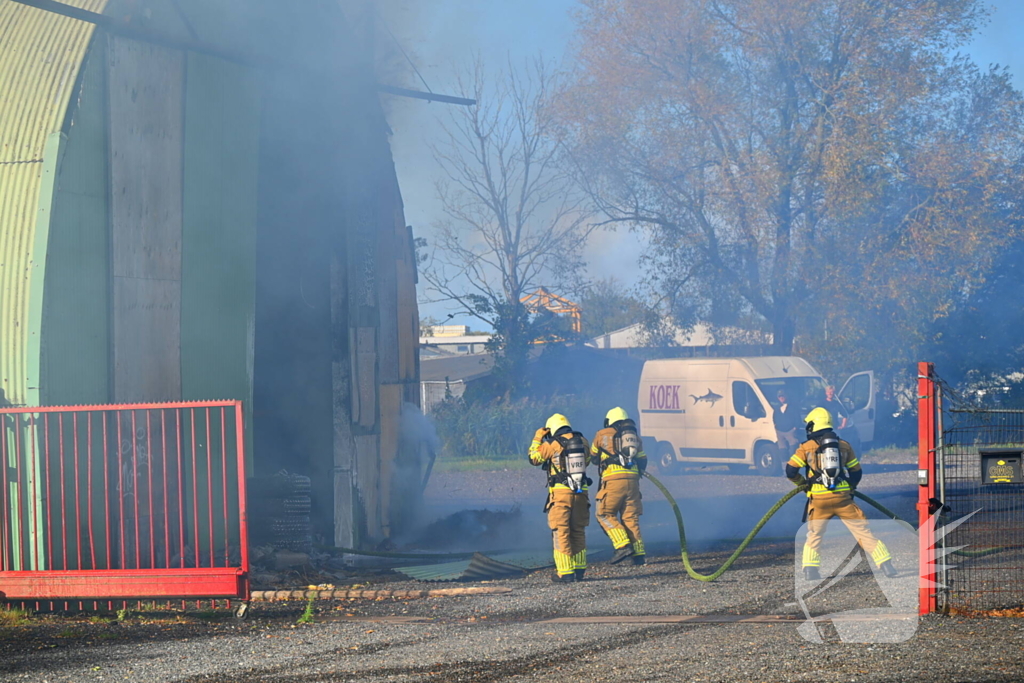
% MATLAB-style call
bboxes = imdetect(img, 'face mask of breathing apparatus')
[817,434,844,490]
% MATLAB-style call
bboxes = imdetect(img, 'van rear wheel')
[656,442,681,476]
[755,443,782,476]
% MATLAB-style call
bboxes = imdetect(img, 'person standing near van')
[529,414,592,582]
[823,385,850,429]
[591,407,648,566]
[785,407,898,580]
[773,390,801,457]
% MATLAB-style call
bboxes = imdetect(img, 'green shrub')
[432,395,607,460]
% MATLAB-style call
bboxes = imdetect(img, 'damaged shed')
[0,0,423,550]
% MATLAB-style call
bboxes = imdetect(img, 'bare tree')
[422,58,593,394]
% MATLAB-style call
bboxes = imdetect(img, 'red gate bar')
[0,401,249,603]
[917,362,937,614]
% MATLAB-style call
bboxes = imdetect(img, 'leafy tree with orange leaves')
[561,0,1024,379]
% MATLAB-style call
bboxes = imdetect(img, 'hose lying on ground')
[642,471,914,582]
[310,473,1003,579]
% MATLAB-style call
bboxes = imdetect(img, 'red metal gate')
[0,401,249,603]
[918,363,1024,613]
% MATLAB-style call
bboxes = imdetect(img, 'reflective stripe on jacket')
[529,427,591,491]
[590,427,646,481]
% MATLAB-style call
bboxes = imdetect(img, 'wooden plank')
[330,253,356,548]
[107,35,184,402]
[353,433,380,540]
[377,384,402,538]
[354,327,376,429]
[376,190,399,384]
[396,260,414,382]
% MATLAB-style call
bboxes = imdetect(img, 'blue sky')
[387,1,1024,330]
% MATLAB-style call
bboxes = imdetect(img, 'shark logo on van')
[690,388,723,406]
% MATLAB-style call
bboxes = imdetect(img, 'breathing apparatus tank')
[614,419,641,468]
[558,432,589,493]
[817,434,844,490]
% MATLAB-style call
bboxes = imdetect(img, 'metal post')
[935,382,947,612]
[917,362,937,615]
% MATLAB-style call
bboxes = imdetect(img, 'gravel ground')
[4,459,1019,683]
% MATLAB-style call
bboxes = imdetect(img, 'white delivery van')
[638,357,875,475]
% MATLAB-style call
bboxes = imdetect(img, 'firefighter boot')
[610,546,634,564]
[632,555,646,566]
[575,569,586,581]
[804,567,820,581]
[552,573,576,583]
[880,560,898,578]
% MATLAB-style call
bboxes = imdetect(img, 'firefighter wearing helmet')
[529,414,592,582]
[785,407,898,580]
[590,407,648,565]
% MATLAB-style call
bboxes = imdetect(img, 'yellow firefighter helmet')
[546,413,571,433]
[804,407,833,433]
[605,407,630,425]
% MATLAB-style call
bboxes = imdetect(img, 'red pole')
[147,411,155,568]
[1,414,9,569]
[220,407,229,567]
[917,362,937,615]
[72,413,82,570]
[205,407,214,569]
[235,402,250,590]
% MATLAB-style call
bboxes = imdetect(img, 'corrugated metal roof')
[393,551,553,582]
[0,0,109,406]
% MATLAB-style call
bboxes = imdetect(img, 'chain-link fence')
[937,383,1024,612]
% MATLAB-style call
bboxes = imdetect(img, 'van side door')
[728,379,768,462]
[837,371,876,444]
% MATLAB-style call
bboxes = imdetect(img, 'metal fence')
[938,405,1024,612]
[0,401,249,604]
[420,379,465,415]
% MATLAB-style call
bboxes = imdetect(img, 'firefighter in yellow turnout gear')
[591,407,648,565]
[530,414,592,582]
[786,407,898,581]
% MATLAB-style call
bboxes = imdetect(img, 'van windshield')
[755,377,831,416]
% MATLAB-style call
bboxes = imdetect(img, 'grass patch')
[0,608,31,627]
[433,457,529,473]
[296,595,316,625]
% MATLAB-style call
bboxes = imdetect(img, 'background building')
[0,0,421,548]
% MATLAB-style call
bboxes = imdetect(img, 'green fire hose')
[642,471,910,582]
[318,473,1007,576]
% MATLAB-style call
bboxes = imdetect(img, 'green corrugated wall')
[40,37,110,407]
[181,51,260,460]
[0,0,109,407]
